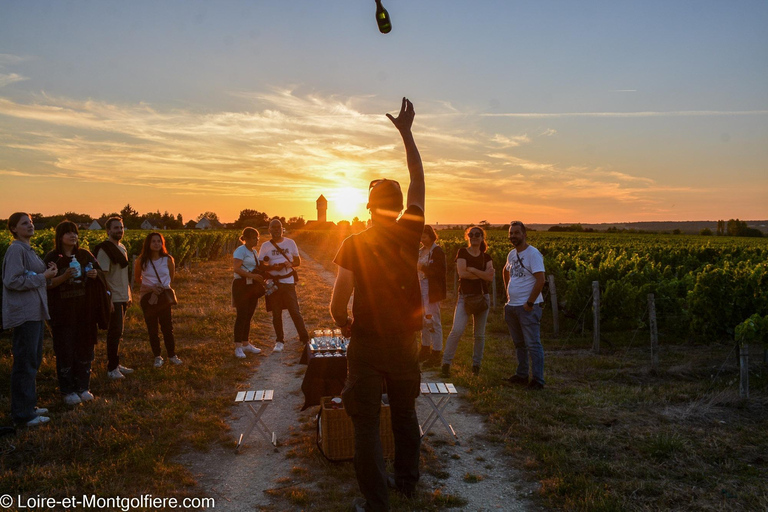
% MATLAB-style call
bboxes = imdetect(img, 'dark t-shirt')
[43,249,97,327]
[334,205,425,338]
[456,247,492,295]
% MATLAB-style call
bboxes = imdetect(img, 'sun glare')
[329,186,368,220]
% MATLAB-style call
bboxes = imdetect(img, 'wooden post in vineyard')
[592,281,600,354]
[491,277,497,308]
[648,294,659,372]
[739,343,749,399]
[548,275,559,336]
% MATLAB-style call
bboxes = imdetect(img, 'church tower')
[316,195,327,223]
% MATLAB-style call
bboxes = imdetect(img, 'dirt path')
[178,251,533,511]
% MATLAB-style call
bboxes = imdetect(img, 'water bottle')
[69,258,82,280]
[84,262,93,274]
[265,279,277,296]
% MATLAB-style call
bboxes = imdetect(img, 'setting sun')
[327,187,368,221]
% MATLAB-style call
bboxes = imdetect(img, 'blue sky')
[1,0,766,224]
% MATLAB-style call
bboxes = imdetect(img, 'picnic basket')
[317,396,395,461]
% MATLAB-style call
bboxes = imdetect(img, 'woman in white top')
[134,232,181,368]
[232,227,265,359]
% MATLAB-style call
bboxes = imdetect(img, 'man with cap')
[330,97,425,511]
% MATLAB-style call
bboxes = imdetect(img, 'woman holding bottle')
[134,232,182,368]
[441,226,494,378]
[44,220,104,405]
[232,227,265,359]
[2,212,57,426]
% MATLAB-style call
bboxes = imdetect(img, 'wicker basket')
[318,396,395,461]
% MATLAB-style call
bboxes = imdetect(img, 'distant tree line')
[0,205,306,231]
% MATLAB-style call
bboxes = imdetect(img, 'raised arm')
[387,97,424,212]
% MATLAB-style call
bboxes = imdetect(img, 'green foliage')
[735,313,768,347]
[435,231,768,341]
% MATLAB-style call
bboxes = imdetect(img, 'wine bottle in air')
[375,0,392,34]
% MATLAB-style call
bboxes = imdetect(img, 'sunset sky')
[1,1,766,225]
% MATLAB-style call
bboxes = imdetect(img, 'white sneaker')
[169,355,183,365]
[26,415,50,427]
[107,368,125,380]
[234,347,246,359]
[63,393,81,405]
[154,356,164,368]
[117,365,134,374]
[79,391,95,402]
[34,407,49,416]
[242,344,262,354]
[273,342,284,353]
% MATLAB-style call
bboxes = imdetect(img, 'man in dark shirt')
[330,97,425,512]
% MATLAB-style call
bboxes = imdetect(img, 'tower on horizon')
[316,194,327,223]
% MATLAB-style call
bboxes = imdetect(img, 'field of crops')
[0,229,240,269]
[437,230,768,341]
[297,228,768,342]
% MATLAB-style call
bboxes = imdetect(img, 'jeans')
[442,294,490,367]
[504,304,545,385]
[106,302,127,371]
[271,283,309,343]
[232,279,259,344]
[420,279,443,351]
[342,334,421,512]
[141,298,176,358]
[52,324,95,394]
[10,320,44,424]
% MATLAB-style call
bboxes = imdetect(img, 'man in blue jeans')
[330,97,424,512]
[502,221,547,390]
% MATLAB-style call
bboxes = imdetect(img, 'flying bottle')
[375,0,391,34]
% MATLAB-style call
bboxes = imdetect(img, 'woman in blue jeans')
[441,226,495,377]
[2,212,57,427]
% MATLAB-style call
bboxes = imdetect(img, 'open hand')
[386,97,414,133]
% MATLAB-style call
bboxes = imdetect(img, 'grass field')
[2,235,767,511]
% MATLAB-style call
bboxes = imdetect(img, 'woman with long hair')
[441,226,494,378]
[134,232,181,368]
[2,212,57,426]
[44,220,106,405]
[232,227,265,359]
[418,225,447,367]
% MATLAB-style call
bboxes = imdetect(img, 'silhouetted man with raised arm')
[330,98,425,511]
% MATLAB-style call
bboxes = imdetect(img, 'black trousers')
[341,333,421,512]
[52,323,95,394]
[232,279,259,344]
[270,283,309,343]
[141,297,176,358]
[106,302,127,371]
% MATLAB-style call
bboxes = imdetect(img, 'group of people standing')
[2,214,181,427]
[3,98,548,509]
[230,218,309,359]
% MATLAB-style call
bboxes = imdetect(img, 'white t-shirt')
[96,243,132,303]
[233,244,259,279]
[141,256,172,288]
[504,246,545,306]
[258,238,299,284]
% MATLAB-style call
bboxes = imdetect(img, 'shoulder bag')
[150,258,178,308]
